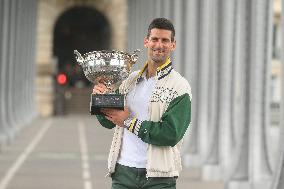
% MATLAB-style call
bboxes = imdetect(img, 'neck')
[146,59,165,79]
[146,58,168,79]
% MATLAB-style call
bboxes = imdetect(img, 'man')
[93,18,191,189]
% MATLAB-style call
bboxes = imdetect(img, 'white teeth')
[153,49,163,52]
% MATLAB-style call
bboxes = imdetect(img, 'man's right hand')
[92,83,107,94]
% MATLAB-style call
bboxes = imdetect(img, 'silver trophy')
[74,49,140,115]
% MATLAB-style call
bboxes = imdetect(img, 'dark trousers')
[111,163,176,189]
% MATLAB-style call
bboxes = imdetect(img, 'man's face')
[144,28,176,64]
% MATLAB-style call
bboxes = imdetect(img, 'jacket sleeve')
[127,93,191,147]
[96,115,116,129]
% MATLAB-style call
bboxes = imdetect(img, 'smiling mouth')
[152,49,164,54]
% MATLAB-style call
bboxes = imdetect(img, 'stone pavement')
[0,115,224,189]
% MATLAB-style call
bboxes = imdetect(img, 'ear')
[171,40,176,51]
[144,37,149,48]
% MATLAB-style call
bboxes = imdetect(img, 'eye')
[151,38,158,42]
[162,38,170,43]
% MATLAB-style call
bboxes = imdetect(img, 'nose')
[155,40,163,48]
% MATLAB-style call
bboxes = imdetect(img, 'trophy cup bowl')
[74,49,140,115]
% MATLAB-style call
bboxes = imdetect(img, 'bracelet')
[123,118,132,129]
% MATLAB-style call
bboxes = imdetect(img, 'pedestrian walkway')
[0,115,224,189]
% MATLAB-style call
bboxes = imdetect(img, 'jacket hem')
[146,170,179,178]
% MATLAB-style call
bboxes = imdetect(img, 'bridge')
[0,115,224,189]
[0,0,283,189]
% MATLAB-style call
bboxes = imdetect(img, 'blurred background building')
[0,0,283,189]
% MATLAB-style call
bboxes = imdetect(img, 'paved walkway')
[0,115,224,189]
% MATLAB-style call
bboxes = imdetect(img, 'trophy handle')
[130,49,140,65]
[74,50,85,66]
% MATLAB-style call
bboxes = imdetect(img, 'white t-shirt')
[117,74,156,168]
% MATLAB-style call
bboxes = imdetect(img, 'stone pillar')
[182,0,213,169]
[6,0,18,138]
[217,0,235,180]
[183,0,217,169]
[127,0,145,68]
[127,0,167,69]
[271,1,284,188]
[13,0,21,124]
[202,0,222,180]
[161,0,172,21]
[195,0,212,166]
[0,0,38,149]
[19,0,37,123]
[227,1,251,188]
[249,0,273,188]
[153,0,162,18]
[227,1,273,189]
[30,0,38,119]
[171,0,184,74]
[23,0,32,121]
[182,0,200,167]
[0,0,10,148]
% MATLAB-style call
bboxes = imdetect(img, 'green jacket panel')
[138,93,191,147]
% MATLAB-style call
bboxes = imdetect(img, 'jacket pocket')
[147,145,175,172]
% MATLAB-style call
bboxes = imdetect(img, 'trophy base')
[90,94,125,115]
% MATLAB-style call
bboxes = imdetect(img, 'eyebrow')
[150,36,171,41]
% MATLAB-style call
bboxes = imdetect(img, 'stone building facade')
[36,0,127,116]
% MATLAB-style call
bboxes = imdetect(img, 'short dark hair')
[147,18,175,41]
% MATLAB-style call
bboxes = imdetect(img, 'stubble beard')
[150,49,167,64]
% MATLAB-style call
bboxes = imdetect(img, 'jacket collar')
[136,58,173,83]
